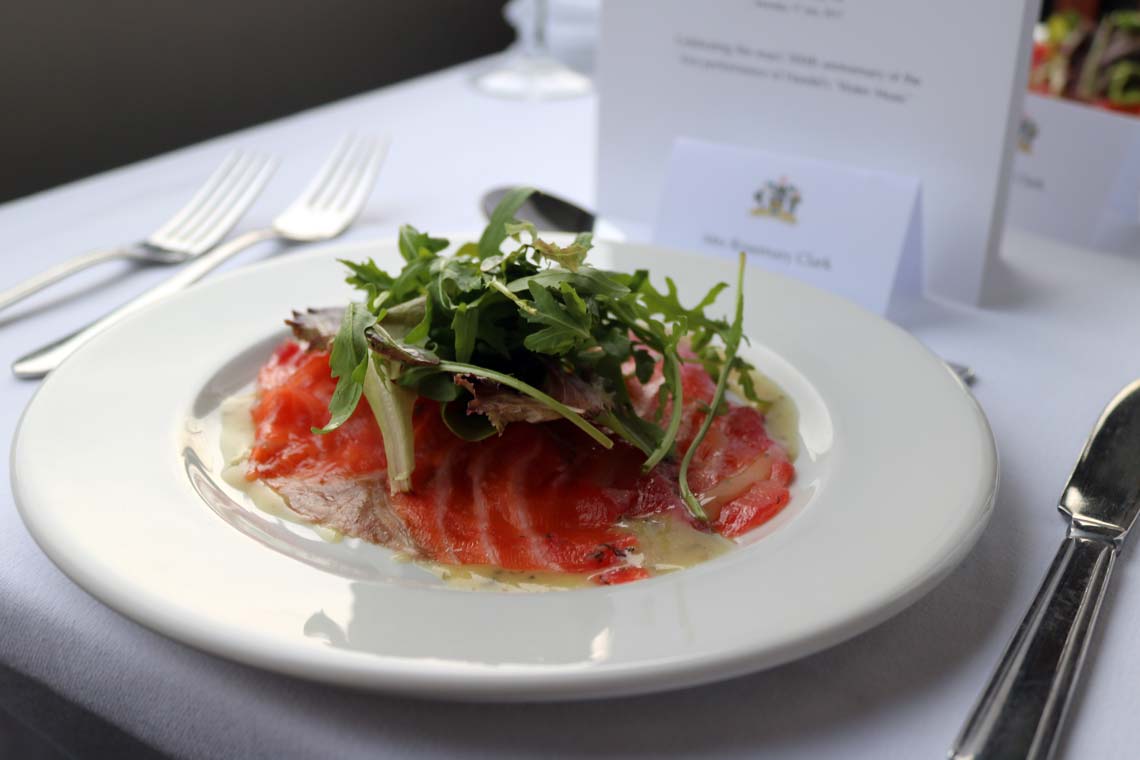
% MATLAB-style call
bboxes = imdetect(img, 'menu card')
[596,0,1040,305]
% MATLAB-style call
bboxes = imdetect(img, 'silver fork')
[13,134,389,379]
[0,151,276,313]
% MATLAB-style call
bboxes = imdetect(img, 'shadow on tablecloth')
[0,663,167,760]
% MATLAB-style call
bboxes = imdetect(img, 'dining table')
[4,54,1140,760]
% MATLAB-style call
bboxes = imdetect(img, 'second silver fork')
[0,152,276,313]
[13,134,390,379]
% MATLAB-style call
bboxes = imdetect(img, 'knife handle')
[950,532,1117,760]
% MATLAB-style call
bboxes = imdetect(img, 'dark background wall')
[0,1,513,203]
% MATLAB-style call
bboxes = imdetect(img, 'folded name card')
[1008,93,1140,255]
[653,138,921,315]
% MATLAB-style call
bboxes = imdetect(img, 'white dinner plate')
[12,237,996,700]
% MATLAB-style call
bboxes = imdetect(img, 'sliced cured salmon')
[246,341,794,583]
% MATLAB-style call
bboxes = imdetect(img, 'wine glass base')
[472,55,592,101]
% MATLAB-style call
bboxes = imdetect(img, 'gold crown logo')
[752,177,801,223]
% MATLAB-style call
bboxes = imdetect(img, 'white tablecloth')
[4,57,1140,760]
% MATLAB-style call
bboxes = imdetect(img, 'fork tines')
[305,135,388,211]
[275,135,390,240]
[147,151,276,255]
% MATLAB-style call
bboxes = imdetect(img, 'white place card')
[596,0,1039,305]
[653,138,921,316]
[1008,93,1140,255]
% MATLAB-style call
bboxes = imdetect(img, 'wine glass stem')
[531,0,549,56]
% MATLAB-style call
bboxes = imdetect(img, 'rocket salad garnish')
[314,187,758,521]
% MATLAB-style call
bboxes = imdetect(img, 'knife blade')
[951,380,1140,760]
[1061,379,1140,537]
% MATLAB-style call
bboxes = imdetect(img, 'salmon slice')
[246,341,794,582]
[626,357,792,532]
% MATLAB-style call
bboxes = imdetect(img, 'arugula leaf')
[558,281,589,322]
[341,258,392,288]
[504,220,538,243]
[454,242,480,259]
[340,258,393,309]
[693,281,730,311]
[451,302,479,363]
[638,276,729,335]
[312,303,376,434]
[433,256,485,311]
[595,409,663,458]
[398,225,448,263]
[640,347,684,472]
[533,233,591,272]
[521,282,593,355]
[477,187,534,259]
[730,356,770,407]
[387,256,433,304]
[632,348,656,384]
[677,253,748,522]
[506,267,630,299]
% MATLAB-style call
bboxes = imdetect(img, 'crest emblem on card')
[1018,115,1038,154]
[751,177,801,223]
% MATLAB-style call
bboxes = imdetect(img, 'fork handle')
[950,531,1117,760]
[12,228,278,379]
[0,247,139,313]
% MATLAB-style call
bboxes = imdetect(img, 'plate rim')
[11,235,998,700]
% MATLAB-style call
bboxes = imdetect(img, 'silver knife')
[951,380,1140,760]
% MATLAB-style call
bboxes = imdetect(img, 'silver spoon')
[481,187,595,232]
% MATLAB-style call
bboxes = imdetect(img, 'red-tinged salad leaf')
[285,307,345,351]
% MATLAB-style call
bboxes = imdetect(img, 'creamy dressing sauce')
[218,394,342,543]
[731,366,799,459]
[218,370,797,591]
[406,515,733,592]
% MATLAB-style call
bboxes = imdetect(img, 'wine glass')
[472,0,593,100]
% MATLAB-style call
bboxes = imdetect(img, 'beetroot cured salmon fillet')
[246,341,794,583]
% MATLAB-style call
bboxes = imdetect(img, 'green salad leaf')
[311,303,376,434]
[312,188,759,518]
